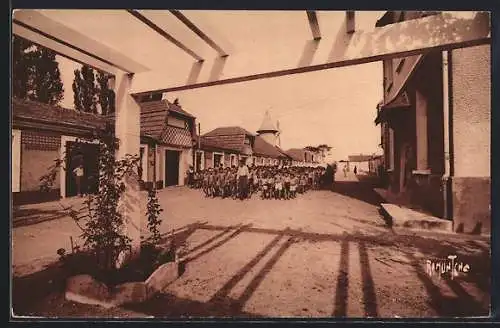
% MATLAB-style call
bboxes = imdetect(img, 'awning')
[374,91,411,125]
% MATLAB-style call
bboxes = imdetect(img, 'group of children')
[191,165,327,200]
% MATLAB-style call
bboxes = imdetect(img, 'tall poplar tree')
[73,65,115,114]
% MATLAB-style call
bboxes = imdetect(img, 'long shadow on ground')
[13,220,491,318]
[126,223,490,318]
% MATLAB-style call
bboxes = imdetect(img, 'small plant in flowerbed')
[40,123,179,291]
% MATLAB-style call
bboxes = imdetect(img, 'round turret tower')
[257,110,279,146]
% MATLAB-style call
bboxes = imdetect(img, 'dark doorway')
[65,141,99,197]
[165,150,180,186]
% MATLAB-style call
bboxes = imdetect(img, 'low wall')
[410,174,445,219]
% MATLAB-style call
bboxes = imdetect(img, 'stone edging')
[65,261,182,308]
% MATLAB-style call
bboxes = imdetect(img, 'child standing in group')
[290,173,298,198]
[253,170,260,196]
[299,174,307,194]
[260,173,268,199]
[275,172,283,199]
[267,174,275,199]
[283,172,291,200]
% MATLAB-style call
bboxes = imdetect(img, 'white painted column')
[415,88,429,171]
[114,73,144,255]
[12,130,21,193]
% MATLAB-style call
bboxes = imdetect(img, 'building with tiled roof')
[110,99,197,189]
[12,97,197,205]
[12,97,112,205]
[285,148,317,166]
[197,126,254,169]
[252,135,289,166]
[196,110,328,169]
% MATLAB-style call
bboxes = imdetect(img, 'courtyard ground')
[11,172,491,318]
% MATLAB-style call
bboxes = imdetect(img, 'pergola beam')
[12,10,149,74]
[346,11,355,33]
[170,10,228,57]
[12,21,118,75]
[130,11,490,96]
[127,10,204,62]
[306,11,321,40]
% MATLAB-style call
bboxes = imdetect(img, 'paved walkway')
[12,171,491,318]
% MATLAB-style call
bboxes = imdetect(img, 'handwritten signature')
[426,255,470,280]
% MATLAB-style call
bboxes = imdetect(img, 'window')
[213,153,224,168]
[396,58,405,73]
[244,137,251,145]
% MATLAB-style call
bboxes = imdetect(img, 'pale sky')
[53,10,384,162]
[58,56,383,161]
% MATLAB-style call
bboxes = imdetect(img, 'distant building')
[198,111,294,169]
[347,154,371,173]
[368,155,384,176]
[253,135,289,167]
[198,126,255,168]
[285,148,317,167]
[374,11,490,234]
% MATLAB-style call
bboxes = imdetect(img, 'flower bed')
[59,240,184,309]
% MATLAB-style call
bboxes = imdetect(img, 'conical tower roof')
[257,110,278,133]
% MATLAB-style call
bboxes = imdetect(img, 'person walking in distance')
[73,163,85,197]
[354,165,357,175]
[237,159,249,200]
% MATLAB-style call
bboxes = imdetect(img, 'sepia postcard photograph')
[10,9,492,319]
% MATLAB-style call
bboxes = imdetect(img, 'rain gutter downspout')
[442,50,454,220]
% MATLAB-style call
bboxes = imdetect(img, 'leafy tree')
[96,71,115,115]
[72,69,84,111]
[317,144,332,160]
[12,35,64,105]
[304,144,332,162]
[73,65,115,114]
[40,123,164,271]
